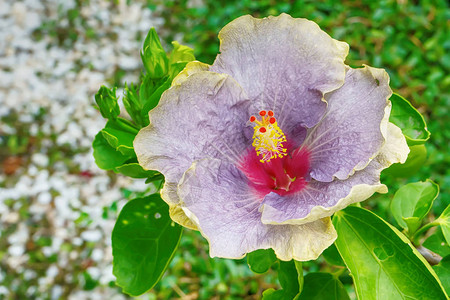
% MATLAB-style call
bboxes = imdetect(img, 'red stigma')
[268,110,274,117]
[259,127,267,133]
[249,116,256,122]
[259,110,267,116]
[269,117,276,124]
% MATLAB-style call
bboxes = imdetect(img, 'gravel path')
[0,1,163,298]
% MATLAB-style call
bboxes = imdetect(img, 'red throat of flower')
[240,110,310,197]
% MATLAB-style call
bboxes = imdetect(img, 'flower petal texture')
[261,122,409,225]
[211,13,349,141]
[304,66,392,182]
[134,14,410,261]
[178,158,336,261]
[134,71,251,205]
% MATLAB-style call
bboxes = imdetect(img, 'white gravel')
[0,0,165,298]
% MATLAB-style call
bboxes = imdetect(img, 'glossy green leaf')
[438,205,450,246]
[423,228,450,257]
[112,195,182,296]
[262,260,303,299]
[403,216,422,235]
[95,85,120,120]
[334,206,447,300]
[322,243,346,267]
[115,163,160,179]
[141,28,168,79]
[390,180,439,231]
[297,272,350,300]
[382,144,427,178]
[247,248,277,274]
[389,93,430,145]
[92,132,130,170]
[101,120,137,157]
[433,256,450,295]
[145,173,165,185]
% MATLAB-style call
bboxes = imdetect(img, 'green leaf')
[145,173,165,185]
[403,216,422,235]
[382,144,427,178]
[433,256,450,295]
[92,132,130,170]
[141,28,168,79]
[423,228,450,257]
[438,205,450,245]
[262,260,303,299]
[297,272,350,300]
[390,180,439,231]
[101,120,137,157]
[112,195,182,296]
[334,206,447,300]
[115,163,160,179]
[247,248,277,274]
[389,93,430,145]
[95,86,120,120]
[322,243,346,267]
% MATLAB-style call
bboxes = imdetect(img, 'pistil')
[249,110,287,163]
[241,110,310,196]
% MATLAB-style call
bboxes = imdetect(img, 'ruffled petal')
[178,158,337,261]
[134,71,252,205]
[261,122,409,225]
[211,13,349,138]
[304,66,392,182]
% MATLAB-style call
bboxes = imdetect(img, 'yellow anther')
[249,110,287,163]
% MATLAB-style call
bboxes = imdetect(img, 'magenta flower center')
[240,110,310,197]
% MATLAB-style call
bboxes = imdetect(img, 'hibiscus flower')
[134,14,409,261]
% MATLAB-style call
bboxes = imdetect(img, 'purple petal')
[304,66,392,182]
[134,71,252,204]
[178,158,337,261]
[261,162,385,225]
[261,122,409,225]
[211,14,349,138]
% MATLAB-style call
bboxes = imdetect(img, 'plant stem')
[411,220,441,246]
[416,245,442,266]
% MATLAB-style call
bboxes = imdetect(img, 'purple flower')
[134,14,409,261]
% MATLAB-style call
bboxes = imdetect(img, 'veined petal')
[261,122,409,225]
[304,66,393,182]
[134,71,252,205]
[178,158,336,261]
[211,13,349,138]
